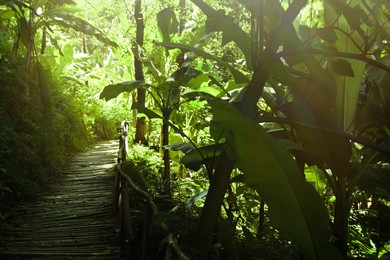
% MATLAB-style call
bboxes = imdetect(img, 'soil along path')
[0,140,122,259]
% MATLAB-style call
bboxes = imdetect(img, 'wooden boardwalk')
[0,140,122,259]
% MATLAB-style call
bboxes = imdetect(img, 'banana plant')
[100,5,232,196]
[158,0,342,258]
[164,0,390,258]
[100,66,210,196]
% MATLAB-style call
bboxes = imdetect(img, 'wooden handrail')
[116,164,158,215]
[114,121,189,260]
[114,121,131,258]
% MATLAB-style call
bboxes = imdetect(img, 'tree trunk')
[25,7,34,98]
[134,117,147,145]
[41,27,46,54]
[133,0,147,145]
[161,110,171,196]
[194,149,235,258]
[37,62,52,117]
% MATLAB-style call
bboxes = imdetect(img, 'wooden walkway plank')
[0,140,122,259]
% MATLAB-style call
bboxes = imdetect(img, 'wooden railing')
[113,121,132,258]
[114,121,189,260]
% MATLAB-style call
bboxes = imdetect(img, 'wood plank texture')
[0,141,122,259]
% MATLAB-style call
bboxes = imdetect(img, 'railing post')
[121,179,132,259]
[116,121,132,259]
[118,121,128,163]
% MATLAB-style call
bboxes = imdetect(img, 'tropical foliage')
[1,0,390,258]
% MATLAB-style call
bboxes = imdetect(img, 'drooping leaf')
[19,17,30,47]
[156,7,178,43]
[282,87,351,175]
[168,67,202,86]
[324,1,366,131]
[210,99,342,259]
[131,102,162,119]
[181,90,216,102]
[181,144,223,171]
[304,166,327,195]
[183,190,208,208]
[332,59,355,77]
[186,74,210,90]
[163,142,195,154]
[156,42,249,84]
[55,44,73,75]
[99,81,151,101]
[280,23,353,172]
[45,12,118,47]
[198,86,220,97]
[282,24,312,66]
[170,190,208,212]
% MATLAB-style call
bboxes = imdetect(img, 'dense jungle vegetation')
[0,0,389,259]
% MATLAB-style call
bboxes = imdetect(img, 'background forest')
[0,0,389,259]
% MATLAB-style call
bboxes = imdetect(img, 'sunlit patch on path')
[0,140,122,259]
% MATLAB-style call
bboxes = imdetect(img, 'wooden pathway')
[0,140,122,259]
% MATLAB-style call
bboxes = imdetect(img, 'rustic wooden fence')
[114,121,189,260]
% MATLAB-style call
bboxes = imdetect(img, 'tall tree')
[133,0,147,145]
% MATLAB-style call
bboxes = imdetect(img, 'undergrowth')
[123,144,299,259]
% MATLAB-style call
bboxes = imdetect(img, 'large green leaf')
[19,17,30,47]
[99,81,151,101]
[210,99,341,259]
[163,142,195,154]
[55,44,73,75]
[181,144,223,171]
[325,0,367,131]
[285,80,352,173]
[44,12,118,48]
[131,102,186,136]
[280,24,351,172]
[168,67,202,86]
[156,7,178,43]
[131,102,162,120]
